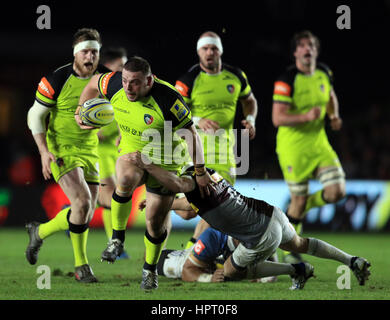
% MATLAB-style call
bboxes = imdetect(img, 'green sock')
[144,230,167,266]
[38,207,70,240]
[102,208,113,240]
[69,228,89,267]
[304,190,327,213]
[111,192,133,231]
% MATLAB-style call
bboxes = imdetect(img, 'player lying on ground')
[128,151,371,289]
[157,226,312,287]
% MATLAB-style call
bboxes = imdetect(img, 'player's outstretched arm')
[182,125,213,198]
[125,151,196,194]
[182,254,223,283]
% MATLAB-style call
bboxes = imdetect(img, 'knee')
[289,196,307,215]
[324,185,346,203]
[73,195,93,218]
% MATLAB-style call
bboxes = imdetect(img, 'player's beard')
[74,59,98,77]
[200,56,220,73]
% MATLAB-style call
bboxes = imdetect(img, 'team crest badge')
[144,114,154,125]
[227,84,235,94]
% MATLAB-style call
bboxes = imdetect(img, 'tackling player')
[128,151,371,289]
[77,56,212,290]
[175,31,258,249]
[25,28,110,282]
[272,30,346,263]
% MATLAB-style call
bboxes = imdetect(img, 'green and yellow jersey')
[272,62,342,183]
[175,64,252,184]
[35,63,110,183]
[98,72,193,173]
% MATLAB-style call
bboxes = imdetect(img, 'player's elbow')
[272,113,281,127]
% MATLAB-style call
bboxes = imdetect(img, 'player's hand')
[125,151,151,169]
[139,199,147,211]
[198,118,220,133]
[40,151,56,180]
[211,269,225,282]
[74,106,95,130]
[305,106,321,122]
[329,115,343,131]
[241,119,256,140]
[196,171,213,198]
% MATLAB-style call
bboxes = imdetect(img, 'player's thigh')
[232,214,283,268]
[277,152,314,196]
[58,167,92,203]
[115,155,145,189]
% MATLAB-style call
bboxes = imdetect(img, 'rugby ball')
[79,98,114,128]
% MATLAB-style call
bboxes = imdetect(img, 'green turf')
[0,227,389,300]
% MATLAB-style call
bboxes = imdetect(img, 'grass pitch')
[0,228,389,301]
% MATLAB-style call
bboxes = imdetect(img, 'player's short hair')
[291,30,320,54]
[100,47,127,65]
[72,28,102,48]
[123,56,151,75]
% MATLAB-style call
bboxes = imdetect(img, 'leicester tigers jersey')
[98,72,193,170]
[35,63,110,147]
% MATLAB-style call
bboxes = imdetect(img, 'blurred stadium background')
[0,0,389,233]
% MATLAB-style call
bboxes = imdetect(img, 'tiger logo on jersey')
[144,114,154,125]
[227,84,235,94]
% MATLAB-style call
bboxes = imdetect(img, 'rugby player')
[272,30,346,263]
[77,56,212,290]
[128,151,371,289]
[25,28,110,282]
[175,31,258,248]
[158,227,306,288]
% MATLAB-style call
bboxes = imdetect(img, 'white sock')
[307,238,353,266]
[246,261,295,279]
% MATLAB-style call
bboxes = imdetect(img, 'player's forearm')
[241,93,258,120]
[171,197,192,211]
[32,133,50,155]
[144,163,189,194]
[186,125,205,166]
[326,89,340,119]
[272,102,309,127]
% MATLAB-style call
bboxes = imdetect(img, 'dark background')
[0,0,389,187]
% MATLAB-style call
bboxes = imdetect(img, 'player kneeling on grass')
[128,151,371,289]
